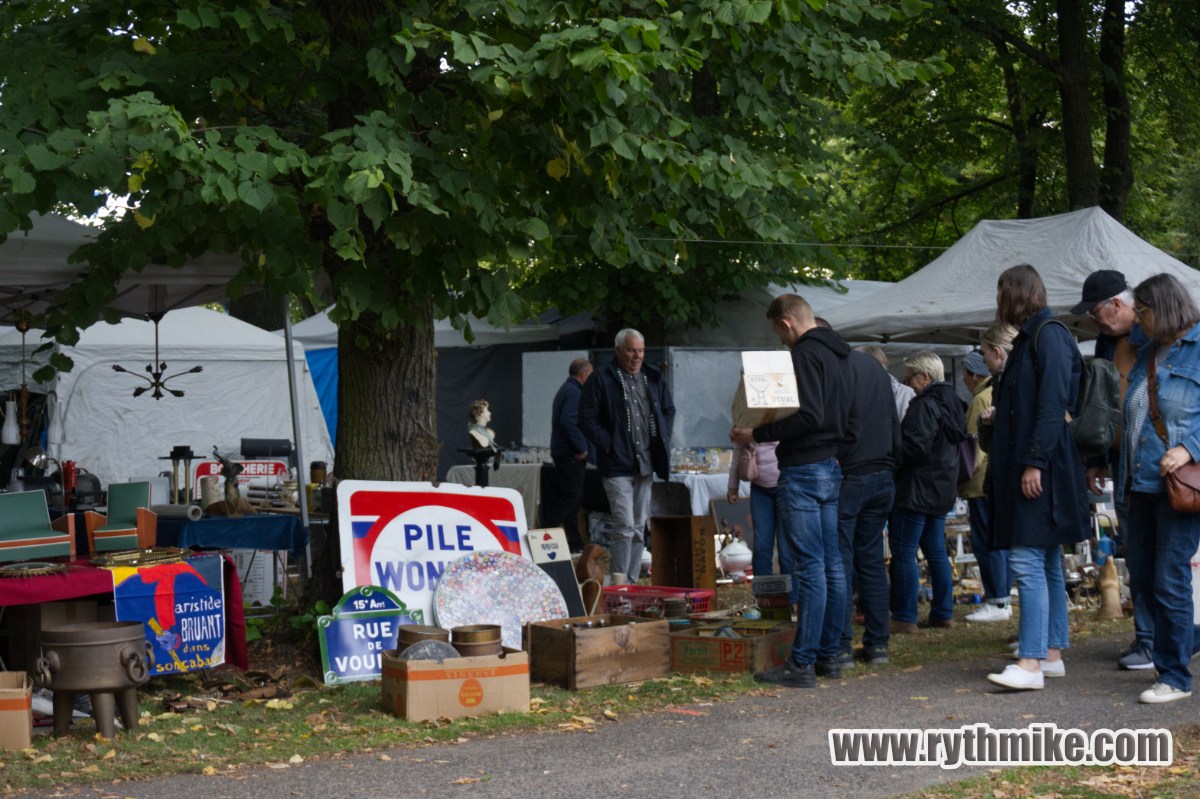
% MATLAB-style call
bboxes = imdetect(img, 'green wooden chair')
[84,481,156,553]
[0,489,75,562]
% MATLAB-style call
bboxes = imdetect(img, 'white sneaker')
[1008,641,1020,651]
[1040,660,1065,678]
[1139,683,1193,704]
[987,664,1044,690]
[967,603,1012,622]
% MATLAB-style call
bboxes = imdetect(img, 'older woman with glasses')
[985,264,1089,692]
[1119,273,1200,704]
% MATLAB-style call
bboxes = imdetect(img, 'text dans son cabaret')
[374,524,474,592]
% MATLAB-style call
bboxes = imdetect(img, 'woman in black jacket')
[889,351,968,634]
[985,264,1088,692]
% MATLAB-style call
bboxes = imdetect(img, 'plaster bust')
[467,399,498,451]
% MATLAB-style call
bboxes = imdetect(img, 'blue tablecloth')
[156,515,309,556]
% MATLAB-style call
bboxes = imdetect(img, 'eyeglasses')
[1086,299,1111,320]
[1133,305,1148,318]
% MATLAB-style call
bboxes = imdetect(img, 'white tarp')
[823,207,1200,343]
[0,307,333,488]
[278,307,559,350]
[0,214,241,321]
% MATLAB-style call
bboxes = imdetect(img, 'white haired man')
[578,329,676,584]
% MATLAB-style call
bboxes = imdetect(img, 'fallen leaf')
[954,689,972,693]
[288,755,303,764]
[571,715,595,725]
[529,698,546,705]
[146,733,164,743]
[82,765,100,774]
[32,755,53,765]
[265,699,295,711]
[902,666,923,672]
[93,733,111,745]
[268,763,290,770]
[379,755,392,761]
[452,778,481,784]
[1022,714,1036,719]
[603,710,618,720]
[206,701,218,712]
[455,737,469,743]
[1168,766,1190,774]
[910,697,929,701]
[305,713,325,725]
[202,766,217,776]
[994,791,1006,798]
[102,749,115,760]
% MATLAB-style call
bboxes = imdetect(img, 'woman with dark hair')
[1119,273,1200,704]
[985,264,1089,691]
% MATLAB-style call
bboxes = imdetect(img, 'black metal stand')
[458,447,502,487]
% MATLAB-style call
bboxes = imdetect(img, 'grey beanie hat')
[963,351,990,377]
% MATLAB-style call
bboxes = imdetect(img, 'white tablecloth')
[667,472,751,516]
[446,463,542,527]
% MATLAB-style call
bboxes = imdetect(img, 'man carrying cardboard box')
[730,294,856,688]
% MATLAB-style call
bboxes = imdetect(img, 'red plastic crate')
[602,585,715,615]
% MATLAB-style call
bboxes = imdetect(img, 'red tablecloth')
[0,555,249,671]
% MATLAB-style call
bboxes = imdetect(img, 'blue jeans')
[1114,501,1154,646]
[750,484,799,604]
[1010,545,1070,660]
[1125,492,1200,691]
[967,498,1011,604]
[776,459,845,665]
[889,508,953,624]
[838,470,895,652]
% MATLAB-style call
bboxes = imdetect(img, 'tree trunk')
[1055,0,1100,209]
[1098,0,1133,220]
[227,289,286,330]
[335,305,439,481]
[993,38,1039,218]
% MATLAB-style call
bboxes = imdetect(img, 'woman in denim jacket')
[1118,273,1200,705]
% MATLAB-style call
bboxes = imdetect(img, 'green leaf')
[24,144,65,171]
[344,171,372,203]
[327,200,357,231]
[642,27,661,50]
[713,2,737,24]
[4,166,36,194]
[641,141,666,162]
[611,134,637,160]
[451,33,477,64]
[517,218,550,241]
[740,1,773,23]
[176,9,202,29]
[900,0,927,16]
[237,178,273,211]
[806,0,827,9]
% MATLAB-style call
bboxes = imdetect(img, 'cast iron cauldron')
[35,621,155,739]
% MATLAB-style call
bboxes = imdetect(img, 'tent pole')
[282,295,312,578]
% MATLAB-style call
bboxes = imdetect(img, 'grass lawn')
[0,598,1138,794]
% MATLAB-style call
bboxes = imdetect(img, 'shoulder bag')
[737,443,759,483]
[1146,344,1200,512]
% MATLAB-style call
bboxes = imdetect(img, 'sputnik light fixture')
[111,304,203,400]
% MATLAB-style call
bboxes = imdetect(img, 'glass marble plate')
[434,551,568,649]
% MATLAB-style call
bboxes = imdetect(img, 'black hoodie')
[894,381,968,516]
[754,327,856,468]
[840,351,902,476]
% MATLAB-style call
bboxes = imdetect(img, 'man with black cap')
[958,351,1011,621]
[1072,269,1153,670]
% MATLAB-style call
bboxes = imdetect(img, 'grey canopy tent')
[823,207,1200,344]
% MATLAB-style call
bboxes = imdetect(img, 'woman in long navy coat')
[985,264,1089,691]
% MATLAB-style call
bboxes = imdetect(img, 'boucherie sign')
[191,460,289,496]
[336,481,531,625]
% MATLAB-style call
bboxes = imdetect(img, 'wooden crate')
[649,515,716,591]
[670,621,796,674]
[527,615,670,690]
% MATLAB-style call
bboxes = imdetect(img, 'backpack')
[1032,318,1122,458]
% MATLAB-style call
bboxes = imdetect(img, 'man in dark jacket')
[1072,270,1154,670]
[730,294,856,688]
[837,345,902,666]
[578,330,675,585]
[544,358,593,552]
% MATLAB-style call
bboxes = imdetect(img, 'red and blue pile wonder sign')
[336,481,531,627]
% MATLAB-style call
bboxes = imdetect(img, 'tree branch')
[846,172,1015,239]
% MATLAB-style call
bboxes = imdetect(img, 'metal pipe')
[281,295,312,577]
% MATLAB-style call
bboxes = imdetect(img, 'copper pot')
[450,624,501,644]
[397,624,450,648]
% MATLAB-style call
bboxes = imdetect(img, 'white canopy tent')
[1,212,315,530]
[823,207,1200,344]
[0,307,333,489]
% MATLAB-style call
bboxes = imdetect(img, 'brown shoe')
[889,620,918,635]
[918,617,956,629]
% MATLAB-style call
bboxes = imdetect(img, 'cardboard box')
[381,647,529,722]
[0,672,33,751]
[731,351,800,428]
[670,621,796,674]
[528,615,670,690]
[650,516,716,591]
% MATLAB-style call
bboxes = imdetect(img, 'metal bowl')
[450,624,502,644]
[452,639,504,658]
[397,624,450,648]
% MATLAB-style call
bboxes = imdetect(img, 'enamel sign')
[336,480,531,626]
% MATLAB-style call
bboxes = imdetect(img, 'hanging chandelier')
[2,316,33,445]
[112,310,203,400]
